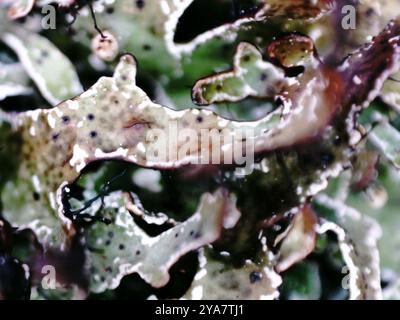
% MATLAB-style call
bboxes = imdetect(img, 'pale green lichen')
[368,114,400,169]
[316,195,382,300]
[192,42,288,105]
[86,189,239,292]
[0,49,339,247]
[1,0,400,301]
[192,35,318,106]
[1,29,83,105]
[2,14,399,250]
[381,73,400,112]
[0,62,31,101]
[183,249,282,300]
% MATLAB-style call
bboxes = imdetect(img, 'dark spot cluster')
[106,6,114,14]
[105,231,114,246]
[136,0,145,9]
[143,44,152,51]
[51,133,60,141]
[260,73,268,81]
[285,65,305,78]
[105,266,112,273]
[249,271,262,284]
[242,55,251,62]
[189,229,201,239]
[35,49,49,65]
[62,116,70,124]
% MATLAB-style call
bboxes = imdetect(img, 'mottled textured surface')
[1,0,400,301]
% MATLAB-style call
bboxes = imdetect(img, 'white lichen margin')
[316,194,382,300]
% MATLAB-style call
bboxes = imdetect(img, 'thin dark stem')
[86,0,106,38]
[62,169,126,224]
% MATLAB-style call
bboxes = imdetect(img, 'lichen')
[316,195,382,300]
[86,189,238,292]
[1,29,83,105]
[183,249,282,300]
[1,0,400,301]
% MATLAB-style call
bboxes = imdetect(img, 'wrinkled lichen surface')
[1,0,400,300]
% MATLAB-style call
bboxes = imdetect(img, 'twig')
[86,0,106,38]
